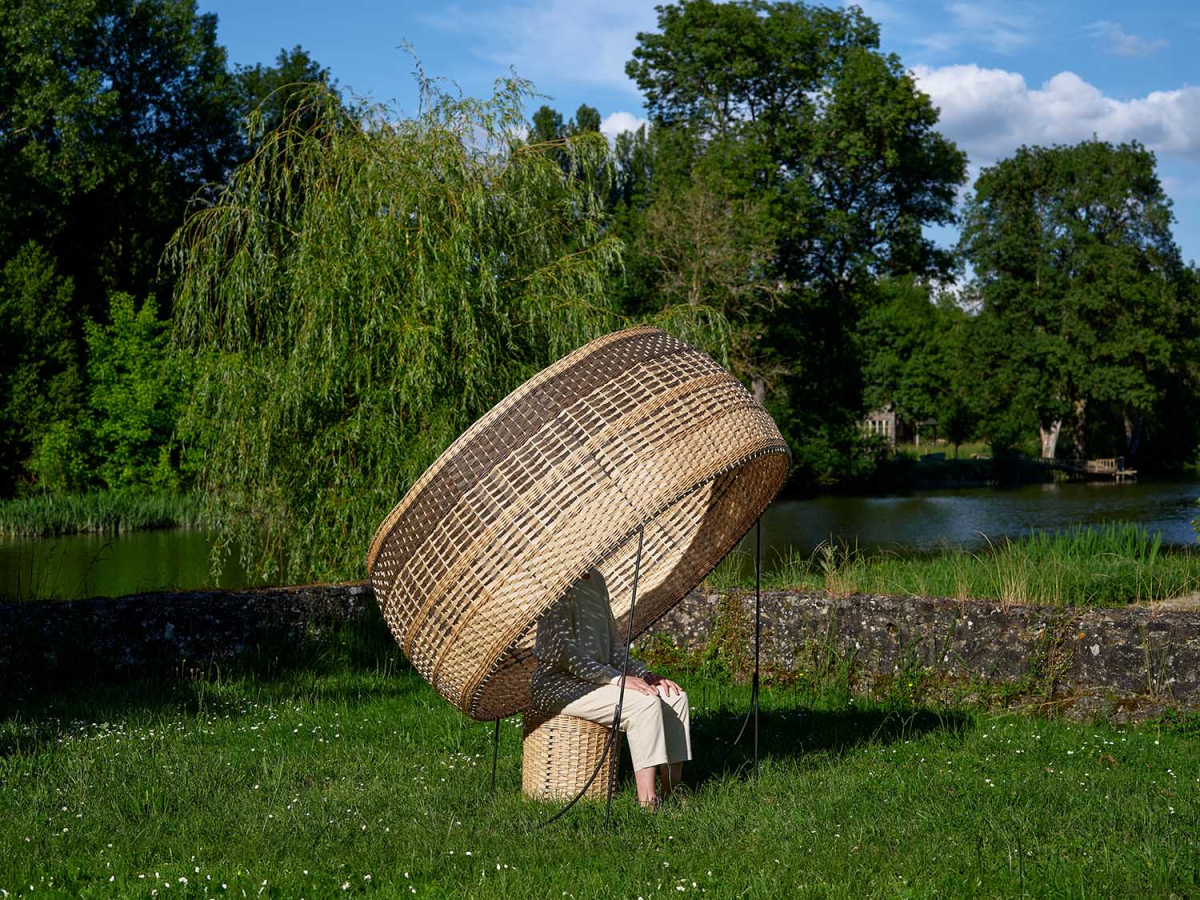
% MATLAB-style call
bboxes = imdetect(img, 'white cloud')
[915,2,1034,56]
[599,111,648,142]
[418,1,656,98]
[912,64,1200,161]
[1085,21,1169,58]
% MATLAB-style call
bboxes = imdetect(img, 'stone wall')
[639,590,1200,723]
[0,583,376,682]
[2,583,1196,722]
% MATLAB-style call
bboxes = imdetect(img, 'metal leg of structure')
[539,524,645,831]
[536,726,616,830]
[605,524,645,830]
[753,516,761,780]
[490,717,500,794]
[718,516,763,776]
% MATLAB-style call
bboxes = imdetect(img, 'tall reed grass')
[0,492,206,537]
[708,522,1199,607]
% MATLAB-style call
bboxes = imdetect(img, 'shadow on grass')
[0,616,416,757]
[688,704,972,786]
[583,698,975,801]
[2,611,972,776]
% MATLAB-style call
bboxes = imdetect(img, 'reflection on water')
[735,478,1200,574]
[2,478,1197,600]
[0,529,265,602]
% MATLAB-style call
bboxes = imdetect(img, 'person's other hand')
[645,673,682,697]
[620,675,659,696]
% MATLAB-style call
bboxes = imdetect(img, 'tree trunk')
[1123,412,1142,463]
[751,374,766,406]
[1071,398,1088,460]
[1039,420,1062,459]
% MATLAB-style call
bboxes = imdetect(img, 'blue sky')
[201,0,1200,265]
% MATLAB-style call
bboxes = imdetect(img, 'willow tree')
[168,77,623,582]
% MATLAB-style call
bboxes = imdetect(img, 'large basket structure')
[366,326,790,721]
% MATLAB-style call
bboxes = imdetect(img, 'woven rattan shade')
[367,326,790,721]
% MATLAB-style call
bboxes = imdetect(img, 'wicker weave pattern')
[368,326,790,721]
[522,711,618,801]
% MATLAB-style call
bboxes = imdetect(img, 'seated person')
[532,565,690,808]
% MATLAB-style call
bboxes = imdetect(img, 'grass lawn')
[893,440,993,460]
[2,627,1196,899]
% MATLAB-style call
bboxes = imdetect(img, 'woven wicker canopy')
[366,326,790,721]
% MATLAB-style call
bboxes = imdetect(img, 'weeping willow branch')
[167,77,623,583]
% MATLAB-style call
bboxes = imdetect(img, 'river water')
[2,478,1197,601]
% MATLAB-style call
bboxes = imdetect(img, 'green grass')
[709,523,1200,607]
[894,440,992,460]
[1,622,1196,898]
[0,491,206,537]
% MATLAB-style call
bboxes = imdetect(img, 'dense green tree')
[627,0,966,484]
[628,1,964,282]
[233,44,336,138]
[0,0,242,317]
[0,5,346,495]
[861,277,974,439]
[0,244,83,490]
[567,103,601,136]
[961,140,1192,462]
[26,291,188,493]
[84,293,188,491]
[529,104,564,144]
[169,80,624,581]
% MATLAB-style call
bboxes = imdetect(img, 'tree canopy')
[625,0,967,483]
[0,0,241,314]
[0,0,342,496]
[960,139,1195,460]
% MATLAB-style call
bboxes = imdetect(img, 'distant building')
[864,404,900,447]
[863,403,938,448]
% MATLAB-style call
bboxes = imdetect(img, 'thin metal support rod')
[753,516,761,781]
[536,722,615,830]
[490,717,500,794]
[605,524,645,830]
[716,515,765,776]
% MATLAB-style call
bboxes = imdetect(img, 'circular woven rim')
[367,326,790,720]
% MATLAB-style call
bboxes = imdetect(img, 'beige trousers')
[558,683,692,771]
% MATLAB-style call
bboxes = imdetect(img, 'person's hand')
[644,673,682,697]
[619,675,659,696]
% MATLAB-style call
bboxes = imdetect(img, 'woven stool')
[522,710,620,800]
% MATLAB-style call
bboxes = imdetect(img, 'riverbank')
[2,610,1196,898]
[713,523,1200,608]
[4,481,1198,601]
[0,490,205,537]
[841,449,1154,493]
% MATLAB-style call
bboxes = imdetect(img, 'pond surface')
[0,529,263,602]
[2,478,1197,601]
[756,477,1200,560]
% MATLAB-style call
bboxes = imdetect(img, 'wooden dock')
[1036,456,1137,482]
